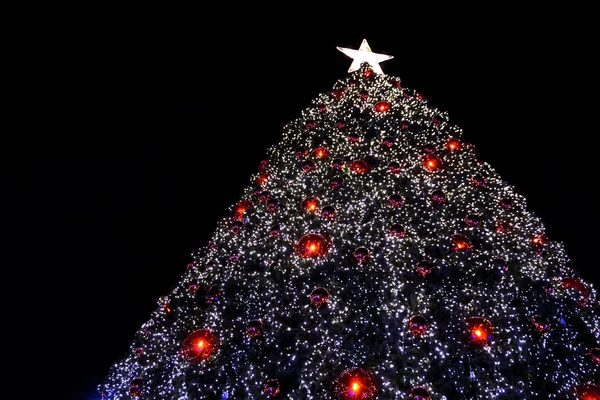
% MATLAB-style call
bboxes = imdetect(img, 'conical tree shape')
[99,44,599,399]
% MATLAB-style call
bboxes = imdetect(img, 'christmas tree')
[98,40,600,399]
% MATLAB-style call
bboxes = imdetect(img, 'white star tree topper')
[337,39,393,75]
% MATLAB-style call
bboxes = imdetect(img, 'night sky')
[16,15,597,400]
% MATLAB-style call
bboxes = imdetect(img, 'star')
[337,39,393,75]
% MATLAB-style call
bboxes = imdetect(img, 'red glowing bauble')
[496,220,510,233]
[246,320,263,337]
[409,386,432,400]
[387,161,401,173]
[471,174,488,186]
[295,146,309,158]
[331,88,344,100]
[430,189,446,204]
[388,224,406,237]
[321,205,336,219]
[310,287,330,307]
[387,194,404,207]
[531,315,550,333]
[312,146,329,159]
[233,199,254,220]
[464,214,481,227]
[266,198,279,212]
[532,232,549,246]
[332,159,345,169]
[231,220,244,234]
[302,160,317,172]
[466,317,493,346]
[295,233,330,258]
[305,120,317,130]
[423,144,436,154]
[258,172,269,187]
[353,247,370,263]
[180,329,217,362]
[364,68,374,77]
[575,383,600,399]
[416,260,433,277]
[446,137,461,151]
[588,348,600,365]
[409,315,429,336]
[330,176,345,189]
[374,100,391,112]
[350,159,370,174]
[270,224,280,237]
[348,133,361,143]
[422,154,442,172]
[302,196,319,212]
[381,136,395,147]
[263,378,281,397]
[559,277,588,297]
[133,347,144,357]
[499,198,512,210]
[129,378,143,397]
[452,234,473,252]
[334,368,377,400]
[188,283,200,295]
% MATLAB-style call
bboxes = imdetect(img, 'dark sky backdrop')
[15,13,598,400]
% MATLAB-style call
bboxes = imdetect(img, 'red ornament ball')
[302,196,319,212]
[312,146,329,159]
[496,220,511,233]
[416,260,433,277]
[432,115,442,126]
[422,154,442,172]
[471,174,488,186]
[266,198,279,212]
[263,378,281,397]
[295,146,309,158]
[387,161,401,174]
[374,100,391,112]
[331,89,344,100]
[387,194,404,207]
[231,220,244,234]
[305,120,317,130]
[499,198,512,210]
[532,232,549,246]
[302,160,317,172]
[321,205,336,219]
[334,368,377,400]
[188,283,200,295]
[270,224,280,237]
[353,247,370,263]
[246,320,263,337]
[258,159,268,172]
[409,386,432,400]
[452,234,473,252]
[257,191,271,203]
[310,287,330,307]
[446,137,461,151]
[359,91,369,100]
[430,189,446,204]
[331,158,345,169]
[350,159,370,174]
[388,224,406,237]
[575,383,600,399]
[531,315,550,333]
[588,348,600,365]
[180,329,218,362]
[348,133,361,143]
[464,214,481,227]
[129,378,143,398]
[133,347,144,357]
[330,176,345,190]
[295,233,330,258]
[408,315,429,336]
[336,120,346,129]
[257,172,269,187]
[466,317,493,346]
[381,136,395,147]
[233,199,254,220]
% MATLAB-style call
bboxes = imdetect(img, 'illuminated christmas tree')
[99,40,600,399]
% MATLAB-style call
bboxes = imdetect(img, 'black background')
[12,10,597,400]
